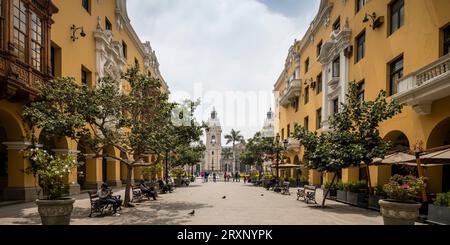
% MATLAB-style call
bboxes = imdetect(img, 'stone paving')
[0,180,383,225]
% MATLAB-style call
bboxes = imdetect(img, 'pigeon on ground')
[189,210,195,216]
[261,194,264,197]
[222,196,226,199]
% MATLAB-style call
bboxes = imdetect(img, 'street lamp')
[274,134,289,180]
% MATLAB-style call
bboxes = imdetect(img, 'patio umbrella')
[414,148,450,165]
[373,152,416,165]
[271,164,300,168]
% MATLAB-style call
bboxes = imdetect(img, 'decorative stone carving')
[94,24,127,93]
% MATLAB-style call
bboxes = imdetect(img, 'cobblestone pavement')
[0,180,383,225]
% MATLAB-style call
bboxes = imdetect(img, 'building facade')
[0,0,167,201]
[203,109,222,173]
[274,0,450,193]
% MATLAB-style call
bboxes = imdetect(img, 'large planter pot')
[428,204,450,225]
[36,198,75,225]
[379,199,421,225]
[323,188,337,199]
[369,195,383,211]
[336,190,347,202]
[347,192,367,207]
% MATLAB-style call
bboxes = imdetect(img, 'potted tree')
[379,175,426,225]
[347,180,368,207]
[336,181,348,203]
[25,147,80,225]
[369,185,387,211]
[323,181,338,200]
[171,167,186,187]
[427,191,450,225]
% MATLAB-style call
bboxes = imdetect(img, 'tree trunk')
[322,173,337,207]
[365,163,373,195]
[124,164,133,207]
[232,143,236,173]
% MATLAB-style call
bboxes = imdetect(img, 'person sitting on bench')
[139,180,157,200]
[158,179,172,193]
[97,183,122,215]
[266,177,277,190]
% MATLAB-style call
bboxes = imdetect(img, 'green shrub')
[434,192,450,207]
[324,181,338,189]
[348,180,367,193]
[374,185,387,197]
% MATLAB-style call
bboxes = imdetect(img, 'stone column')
[309,170,322,186]
[121,163,134,186]
[105,157,122,187]
[84,158,103,189]
[53,149,81,195]
[323,172,336,184]
[2,142,42,202]
[134,166,143,182]
[342,167,359,183]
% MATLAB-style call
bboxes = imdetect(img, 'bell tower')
[203,108,222,173]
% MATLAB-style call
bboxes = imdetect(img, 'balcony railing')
[286,137,300,152]
[279,79,301,107]
[394,54,450,115]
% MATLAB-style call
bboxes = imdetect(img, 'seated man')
[181,177,190,186]
[139,180,157,200]
[158,179,171,194]
[97,183,122,215]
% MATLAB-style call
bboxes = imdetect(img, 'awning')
[271,164,302,168]
[373,152,416,165]
[414,148,450,164]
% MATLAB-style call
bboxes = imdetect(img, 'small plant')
[170,166,186,179]
[374,185,387,197]
[324,181,338,189]
[24,147,80,200]
[337,181,348,191]
[348,180,367,193]
[434,192,450,207]
[383,175,426,203]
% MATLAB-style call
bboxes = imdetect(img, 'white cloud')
[128,0,318,142]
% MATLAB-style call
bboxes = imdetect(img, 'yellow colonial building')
[274,0,450,194]
[0,0,168,201]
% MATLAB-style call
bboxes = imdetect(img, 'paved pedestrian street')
[0,181,383,225]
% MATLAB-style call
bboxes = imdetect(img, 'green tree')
[24,65,179,206]
[221,147,233,172]
[294,81,402,207]
[172,144,205,176]
[240,132,273,171]
[224,129,245,173]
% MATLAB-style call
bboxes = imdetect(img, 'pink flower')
[401,184,410,189]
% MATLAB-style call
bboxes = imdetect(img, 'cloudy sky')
[128,0,320,143]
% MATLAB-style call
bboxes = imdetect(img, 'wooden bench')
[297,185,317,204]
[88,191,123,217]
[281,181,291,195]
[131,186,148,203]
[88,191,112,217]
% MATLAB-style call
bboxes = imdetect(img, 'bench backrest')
[88,191,99,201]
[304,185,317,191]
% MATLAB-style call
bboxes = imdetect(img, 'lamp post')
[165,149,169,183]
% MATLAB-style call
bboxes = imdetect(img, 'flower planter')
[36,198,75,225]
[379,199,421,225]
[427,204,450,225]
[323,188,337,199]
[336,190,347,202]
[369,195,383,210]
[347,192,367,207]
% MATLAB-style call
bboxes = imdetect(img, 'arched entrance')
[0,126,8,199]
[0,108,31,201]
[384,131,413,176]
[427,118,450,192]
[384,130,410,152]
